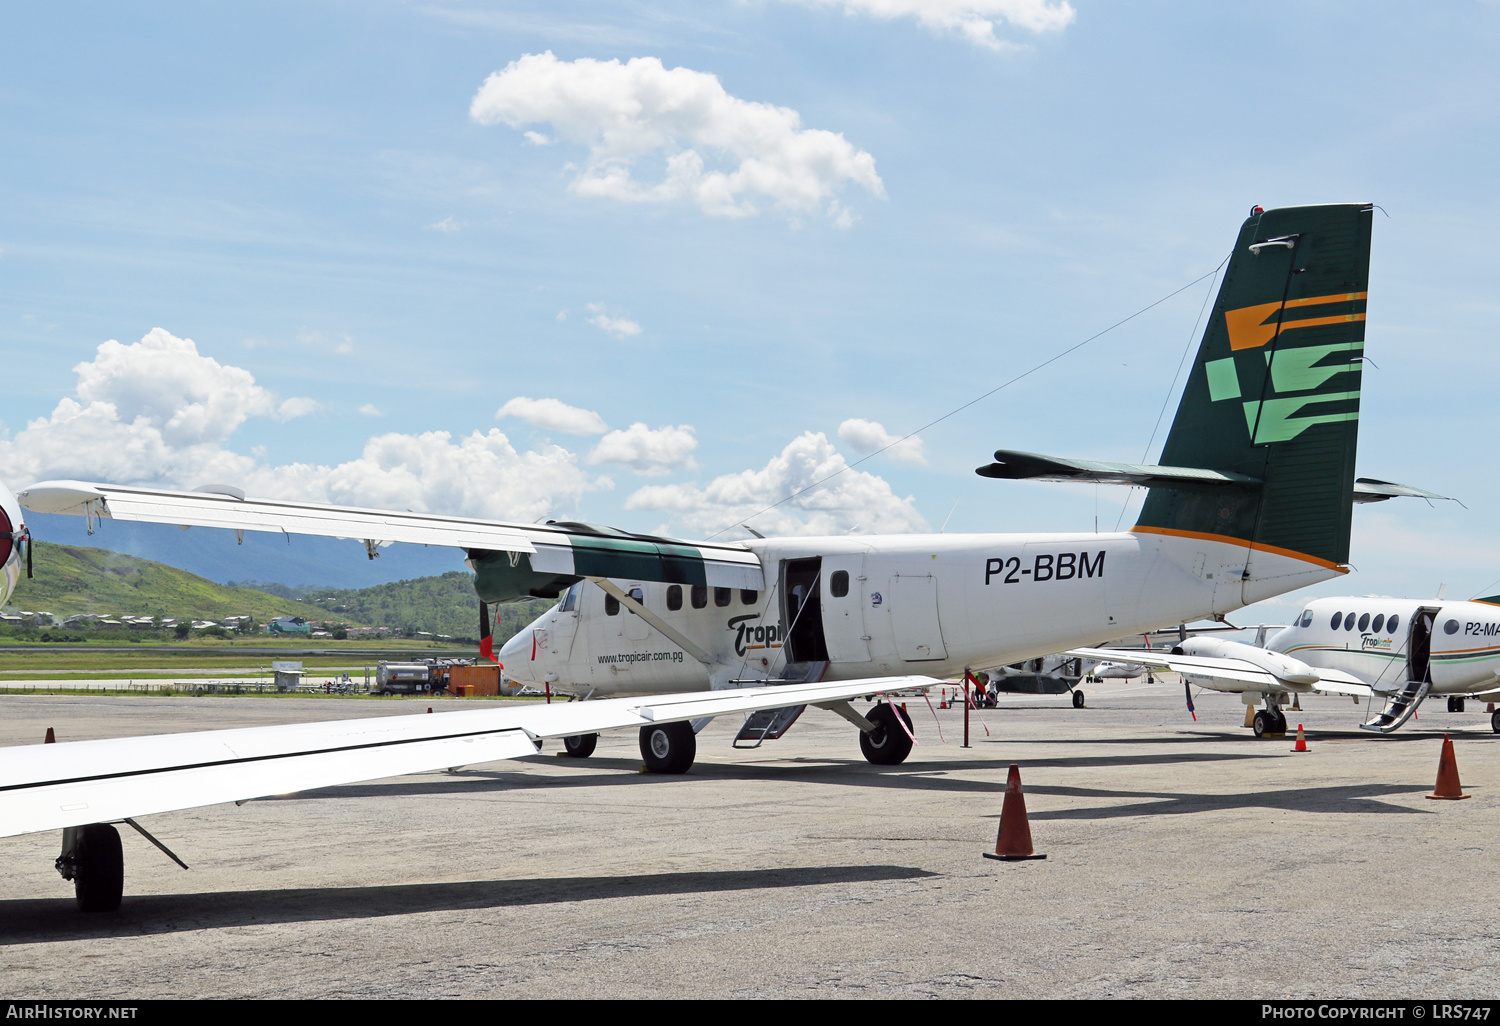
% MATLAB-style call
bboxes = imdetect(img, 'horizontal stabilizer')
[1351,478,1455,504]
[975,451,1260,489]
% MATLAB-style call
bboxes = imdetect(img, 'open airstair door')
[781,558,830,665]
[1362,606,1438,732]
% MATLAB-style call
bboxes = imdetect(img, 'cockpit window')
[559,582,581,613]
[1330,612,1343,630]
[1298,609,1313,628]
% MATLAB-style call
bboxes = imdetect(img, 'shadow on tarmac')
[267,748,1275,802]
[1016,781,1433,820]
[0,864,934,943]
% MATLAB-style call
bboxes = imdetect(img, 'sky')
[3,1,1499,617]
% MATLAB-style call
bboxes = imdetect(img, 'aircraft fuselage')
[501,529,1340,697]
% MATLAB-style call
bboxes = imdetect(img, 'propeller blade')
[479,601,497,664]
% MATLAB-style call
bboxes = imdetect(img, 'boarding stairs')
[733,661,827,749]
[1359,678,1430,733]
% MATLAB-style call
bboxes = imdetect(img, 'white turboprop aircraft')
[1073,594,1500,737]
[7,202,1393,911]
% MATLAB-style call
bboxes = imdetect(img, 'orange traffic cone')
[984,763,1046,861]
[1243,704,1257,728]
[43,727,55,744]
[1427,734,1471,800]
[1291,692,1302,711]
[1488,703,1495,714]
[1291,724,1309,753]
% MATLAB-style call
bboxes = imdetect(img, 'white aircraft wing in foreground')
[0,674,936,911]
[1066,646,1374,697]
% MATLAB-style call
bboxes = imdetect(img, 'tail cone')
[1427,734,1471,800]
[984,763,1047,862]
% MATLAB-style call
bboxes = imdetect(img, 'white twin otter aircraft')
[4,202,1403,910]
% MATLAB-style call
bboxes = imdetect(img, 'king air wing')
[17,480,763,598]
[1066,645,1374,697]
[0,674,936,840]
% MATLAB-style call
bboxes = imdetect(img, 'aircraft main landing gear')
[640,721,696,774]
[1448,697,1467,713]
[1491,710,1500,735]
[1251,707,1288,739]
[859,703,913,765]
[57,823,123,913]
[562,733,598,758]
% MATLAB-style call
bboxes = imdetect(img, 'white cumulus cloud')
[587,424,697,476]
[496,396,609,435]
[625,431,927,537]
[785,0,1076,49]
[586,306,642,339]
[0,331,595,523]
[470,52,885,222]
[837,417,926,464]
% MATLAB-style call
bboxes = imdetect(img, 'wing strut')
[588,578,720,668]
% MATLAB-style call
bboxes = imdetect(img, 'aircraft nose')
[498,630,531,672]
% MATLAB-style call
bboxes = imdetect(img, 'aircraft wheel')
[1492,710,1500,734]
[73,823,123,913]
[562,733,598,758]
[1252,711,1269,738]
[859,703,914,766]
[1267,708,1287,734]
[1072,689,1085,709]
[639,722,695,774]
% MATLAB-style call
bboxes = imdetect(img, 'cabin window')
[627,587,644,614]
[691,585,707,609]
[1387,615,1400,635]
[605,594,620,616]
[830,571,850,598]
[741,589,758,605]
[1345,615,1356,631]
[1371,614,1384,633]
[714,587,731,607]
[667,585,682,611]
[1445,619,1461,635]
[1357,613,1370,632]
[1330,612,1343,630]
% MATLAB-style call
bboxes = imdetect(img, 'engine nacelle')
[1177,635,1319,685]
[467,549,581,605]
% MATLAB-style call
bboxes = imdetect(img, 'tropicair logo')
[728,613,783,657]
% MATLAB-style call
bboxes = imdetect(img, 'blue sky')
[3,1,1499,613]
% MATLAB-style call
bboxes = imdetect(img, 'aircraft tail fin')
[1133,203,1374,567]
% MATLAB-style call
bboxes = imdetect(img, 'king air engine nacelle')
[1176,635,1320,686]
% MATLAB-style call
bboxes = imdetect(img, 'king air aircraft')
[1073,590,1500,738]
[4,202,1391,911]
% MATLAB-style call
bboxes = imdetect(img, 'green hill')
[8,544,352,624]
[5,544,555,643]
[296,573,552,643]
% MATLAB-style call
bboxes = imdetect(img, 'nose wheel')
[1071,689,1085,709]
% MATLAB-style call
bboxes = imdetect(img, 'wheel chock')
[1427,734,1471,800]
[984,763,1046,862]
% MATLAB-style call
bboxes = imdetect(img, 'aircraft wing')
[0,675,939,840]
[17,479,763,590]
[1067,647,1375,696]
